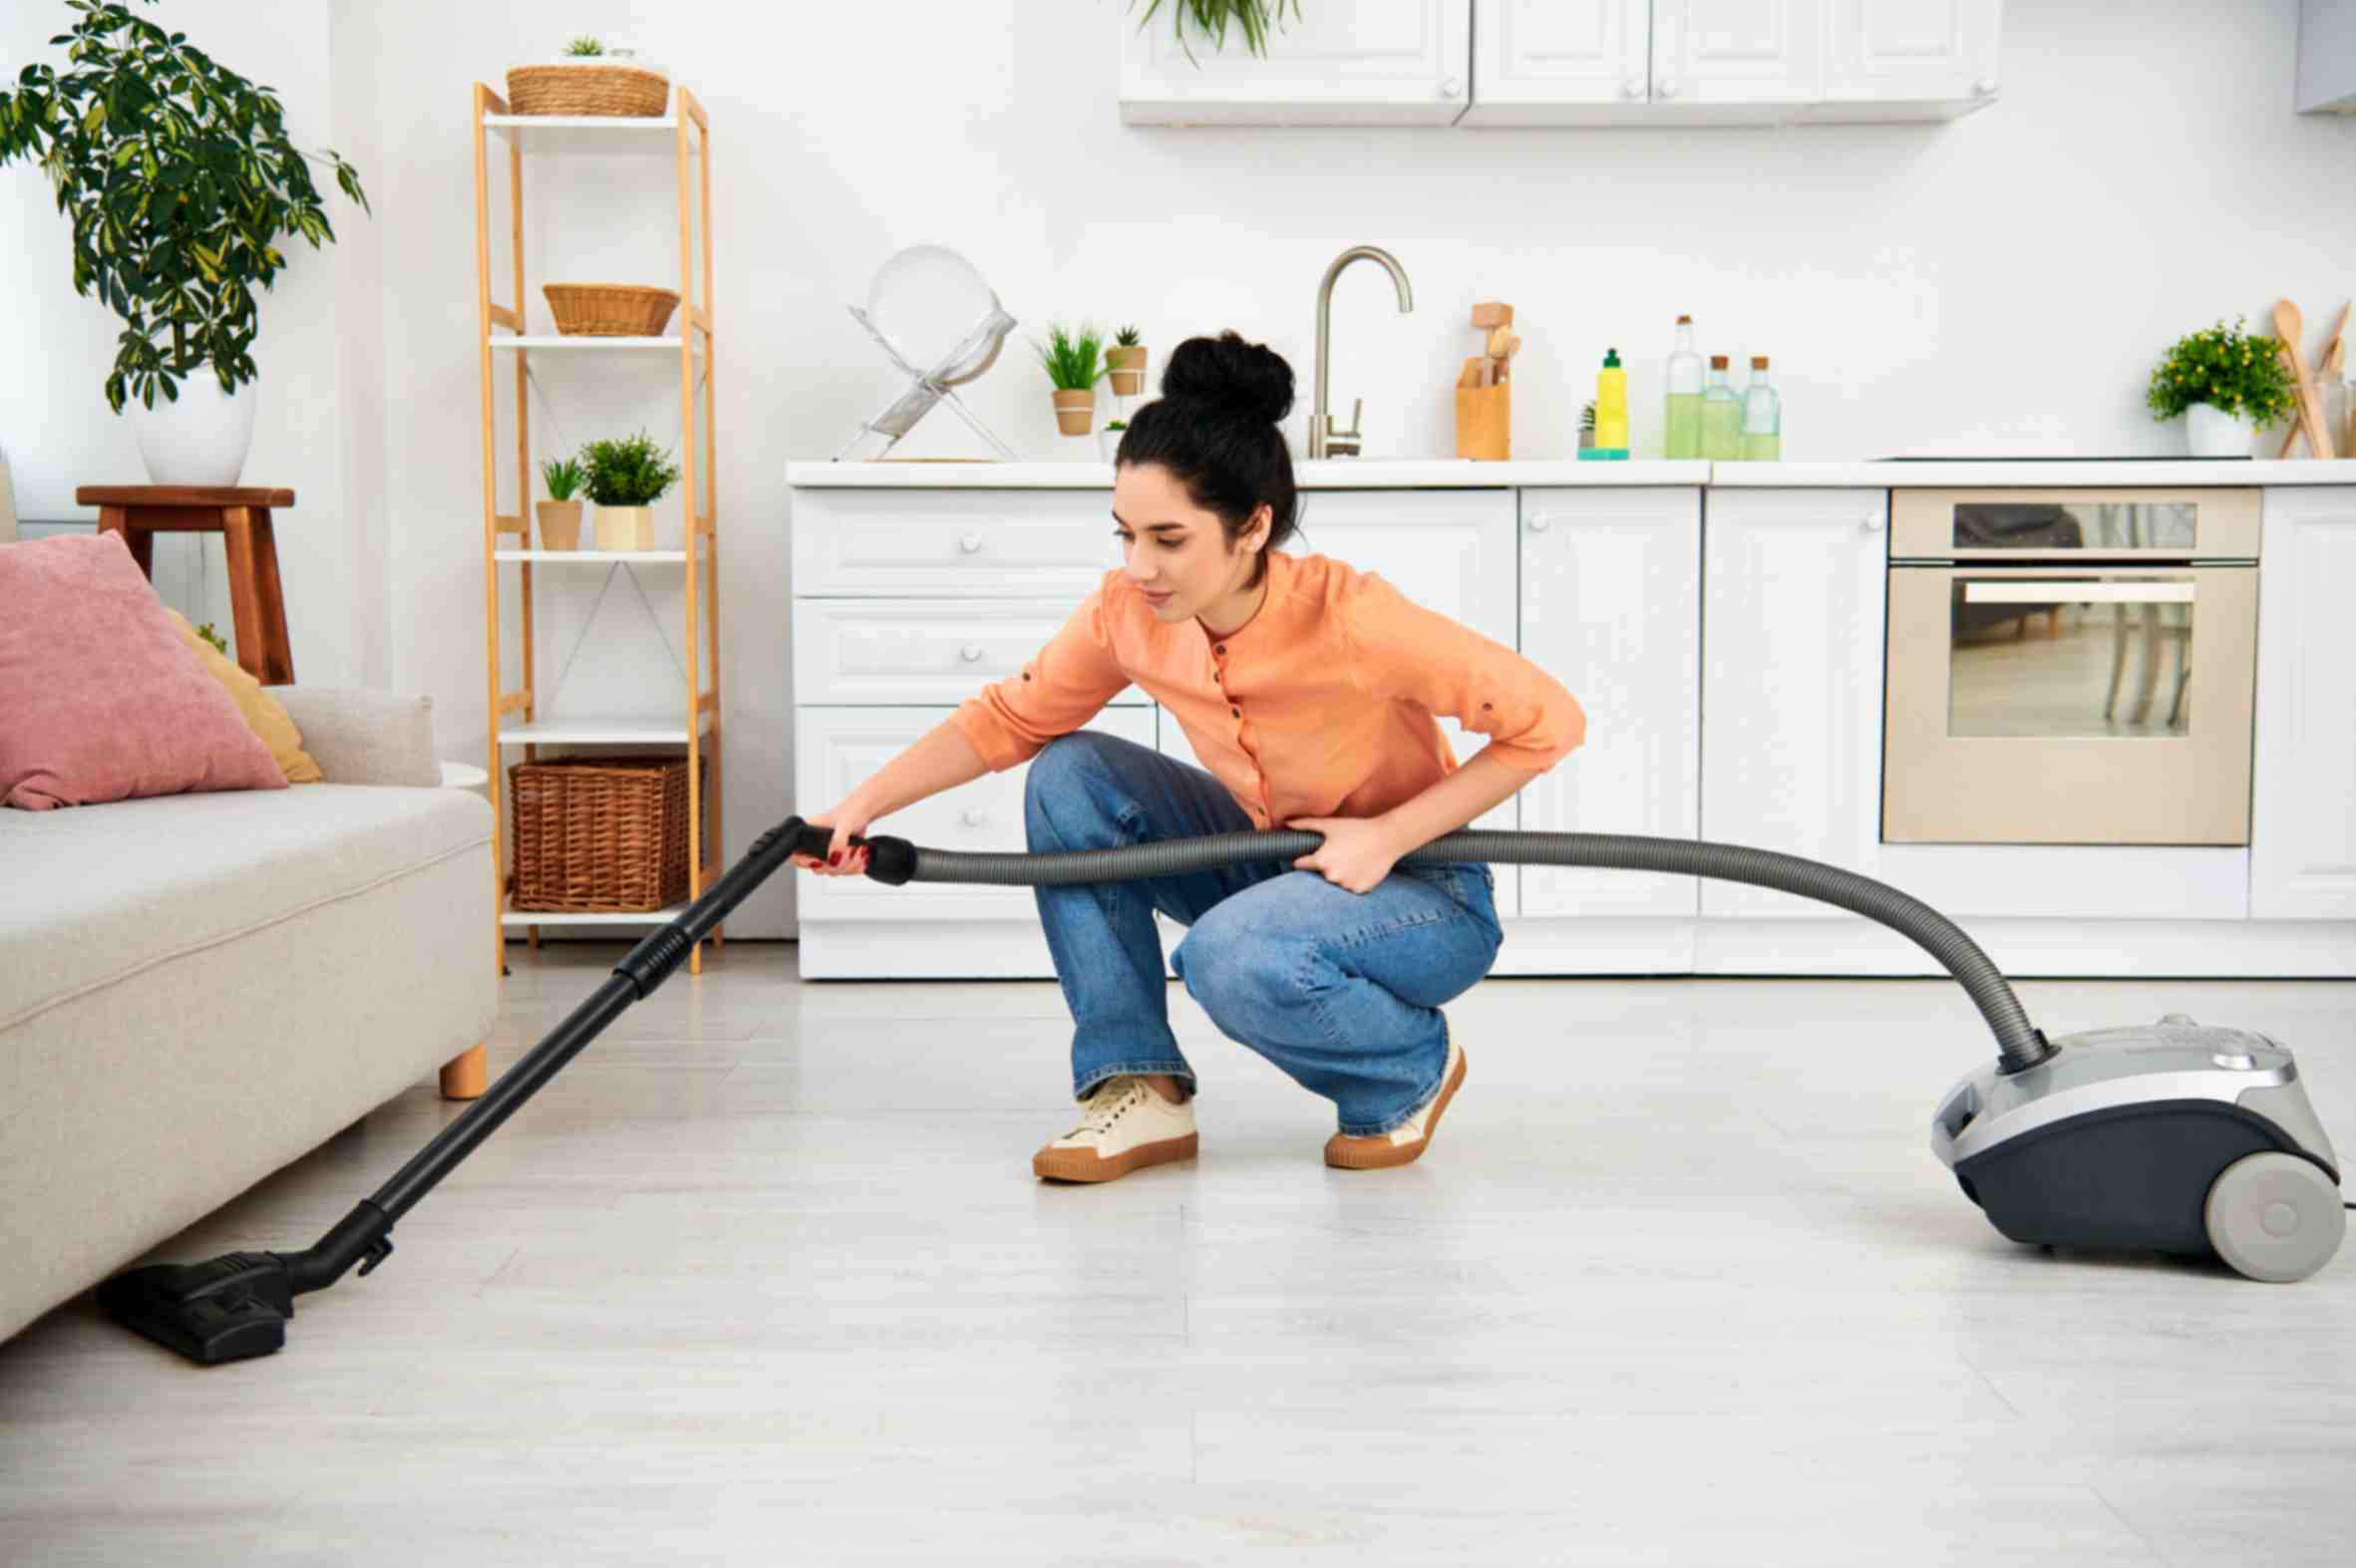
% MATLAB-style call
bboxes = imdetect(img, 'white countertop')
[788,458,2356,489]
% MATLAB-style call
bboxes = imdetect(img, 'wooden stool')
[79,485,296,686]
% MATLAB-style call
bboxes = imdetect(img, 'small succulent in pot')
[1098,418,1130,464]
[564,36,605,56]
[1107,323,1150,397]
[1036,321,1109,436]
[536,454,587,549]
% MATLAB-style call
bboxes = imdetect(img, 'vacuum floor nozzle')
[96,1252,295,1366]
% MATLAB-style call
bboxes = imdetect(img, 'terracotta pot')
[594,504,654,550]
[535,499,583,550]
[1106,345,1149,398]
[1051,389,1096,437]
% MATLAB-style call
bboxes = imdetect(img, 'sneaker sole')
[1325,1048,1467,1170]
[1033,1131,1198,1184]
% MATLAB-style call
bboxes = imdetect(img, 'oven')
[1881,488,2261,846]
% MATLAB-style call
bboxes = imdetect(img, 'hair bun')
[1160,330,1295,426]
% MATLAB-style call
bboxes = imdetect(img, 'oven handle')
[1961,580,2194,604]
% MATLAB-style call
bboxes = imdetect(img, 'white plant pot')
[1099,429,1126,464]
[2183,402,2253,459]
[129,372,257,488]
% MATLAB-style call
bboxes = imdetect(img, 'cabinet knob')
[1526,515,1552,533]
[959,532,982,553]
[1973,77,1996,97]
[1622,78,1644,100]
[1439,77,1463,100]
[960,643,983,662]
[1658,76,1679,99]
[1860,512,1884,533]
[961,808,987,827]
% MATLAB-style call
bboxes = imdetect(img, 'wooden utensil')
[2274,297,2335,460]
[2279,301,2347,457]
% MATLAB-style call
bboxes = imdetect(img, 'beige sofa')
[0,688,500,1345]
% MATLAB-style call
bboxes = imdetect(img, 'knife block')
[1456,381,1510,461]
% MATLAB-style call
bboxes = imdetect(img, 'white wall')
[8,2,2354,941]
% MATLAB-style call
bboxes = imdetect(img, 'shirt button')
[1230,707,1240,718]
[1214,645,1225,655]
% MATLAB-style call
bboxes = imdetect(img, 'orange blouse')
[949,547,1585,829]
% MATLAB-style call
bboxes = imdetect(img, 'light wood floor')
[5,944,2353,1565]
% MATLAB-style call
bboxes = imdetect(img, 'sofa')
[0,687,500,1345]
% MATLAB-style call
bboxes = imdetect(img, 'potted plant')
[505,35,669,118]
[537,455,586,550]
[1107,325,1150,396]
[2147,316,2296,458]
[1099,419,1129,464]
[581,432,680,550]
[1036,322,1109,438]
[0,0,369,485]
[1130,0,1303,62]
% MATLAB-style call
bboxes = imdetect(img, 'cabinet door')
[1119,0,1471,126]
[1650,0,1826,110]
[2251,487,2356,919]
[1463,0,1651,125]
[1699,488,1887,917]
[1820,0,1999,114]
[1517,488,1702,918]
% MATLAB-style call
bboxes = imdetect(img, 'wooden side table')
[78,485,296,685]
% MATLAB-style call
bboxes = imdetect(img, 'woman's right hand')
[791,801,875,877]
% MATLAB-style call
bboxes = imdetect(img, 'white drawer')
[794,597,1148,707]
[793,488,1117,597]
[795,704,1159,921]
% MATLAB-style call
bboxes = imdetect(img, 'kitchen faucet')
[1311,245,1414,460]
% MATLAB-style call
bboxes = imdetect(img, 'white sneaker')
[1325,1039,1467,1169]
[1032,1076,1198,1183]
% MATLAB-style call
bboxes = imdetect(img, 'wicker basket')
[505,63,669,118]
[543,283,680,337]
[506,754,701,913]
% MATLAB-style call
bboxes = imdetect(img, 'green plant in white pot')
[582,432,679,550]
[0,0,370,486]
[2147,316,2296,459]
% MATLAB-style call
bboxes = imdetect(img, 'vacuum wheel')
[2202,1152,2347,1283]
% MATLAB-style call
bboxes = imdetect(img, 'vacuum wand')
[99,815,2057,1364]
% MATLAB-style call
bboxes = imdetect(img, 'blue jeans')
[1023,731,1504,1137]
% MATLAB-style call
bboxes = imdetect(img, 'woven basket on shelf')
[506,754,701,913]
[543,283,680,337]
[504,63,669,118]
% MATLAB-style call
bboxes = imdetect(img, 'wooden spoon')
[2274,297,2334,460]
[2279,301,2347,457]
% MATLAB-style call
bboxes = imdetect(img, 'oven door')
[1890,487,2260,561]
[1883,564,2257,845]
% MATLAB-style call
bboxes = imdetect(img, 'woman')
[792,332,1585,1183]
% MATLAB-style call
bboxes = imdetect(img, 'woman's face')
[1110,461,1268,625]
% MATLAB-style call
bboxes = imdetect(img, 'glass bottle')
[1701,354,1741,461]
[1741,355,1781,462]
[1664,314,1704,460]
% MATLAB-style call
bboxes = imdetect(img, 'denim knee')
[1175,921,1297,1023]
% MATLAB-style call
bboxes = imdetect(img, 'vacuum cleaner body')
[1932,1014,2344,1281]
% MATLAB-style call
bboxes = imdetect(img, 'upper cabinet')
[1120,0,2000,130]
[1119,0,1473,127]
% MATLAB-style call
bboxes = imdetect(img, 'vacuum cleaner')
[97,819,2347,1365]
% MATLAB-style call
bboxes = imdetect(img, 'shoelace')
[1071,1078,1145,1137]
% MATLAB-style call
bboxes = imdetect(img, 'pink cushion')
[0,531,287,810]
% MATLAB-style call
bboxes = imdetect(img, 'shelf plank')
[489,335,701,351]
[498,716,706,746]
[482,114,683,156]
[503,905,686,927]
[494,549,688,562]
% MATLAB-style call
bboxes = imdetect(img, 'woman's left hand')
[1285,815,1406,896]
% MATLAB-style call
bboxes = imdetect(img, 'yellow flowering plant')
[2146,316,2296,424]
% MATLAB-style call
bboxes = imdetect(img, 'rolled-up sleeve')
[950,573,1133,772]
[1340,571,1585,774]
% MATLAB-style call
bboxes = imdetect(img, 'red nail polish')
[830,851,841,864]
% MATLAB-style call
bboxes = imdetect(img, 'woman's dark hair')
[1115,330,1301,589]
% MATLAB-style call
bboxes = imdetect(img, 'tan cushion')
[163,608,324,784]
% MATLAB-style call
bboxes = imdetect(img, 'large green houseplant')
[0,0,369,483]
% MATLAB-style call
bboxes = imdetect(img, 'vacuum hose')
[828,822,2057,1078]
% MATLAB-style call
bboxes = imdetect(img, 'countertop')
[787,459,2356,489]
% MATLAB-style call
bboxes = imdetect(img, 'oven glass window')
[1948,576,2194,738]
[1951,501,2197,551]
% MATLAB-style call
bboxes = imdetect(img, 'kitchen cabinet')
[1118,0,1472,127]
[2250,486,2356,919]
[1461,0,1999,127]
[1516,487,1702,921]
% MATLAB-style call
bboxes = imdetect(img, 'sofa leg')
[440,1042,489,1100]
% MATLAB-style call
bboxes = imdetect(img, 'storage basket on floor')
[506,754,701,913]
[542,283,680,337]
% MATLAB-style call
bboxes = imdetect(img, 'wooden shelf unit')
[471,81,724,974]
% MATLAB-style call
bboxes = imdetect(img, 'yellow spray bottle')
[1592,348,1629,461]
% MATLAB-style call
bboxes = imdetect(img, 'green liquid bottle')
[1664,313,1703,459]
[1741,354,1781,462]
[1700,355,1741,461]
